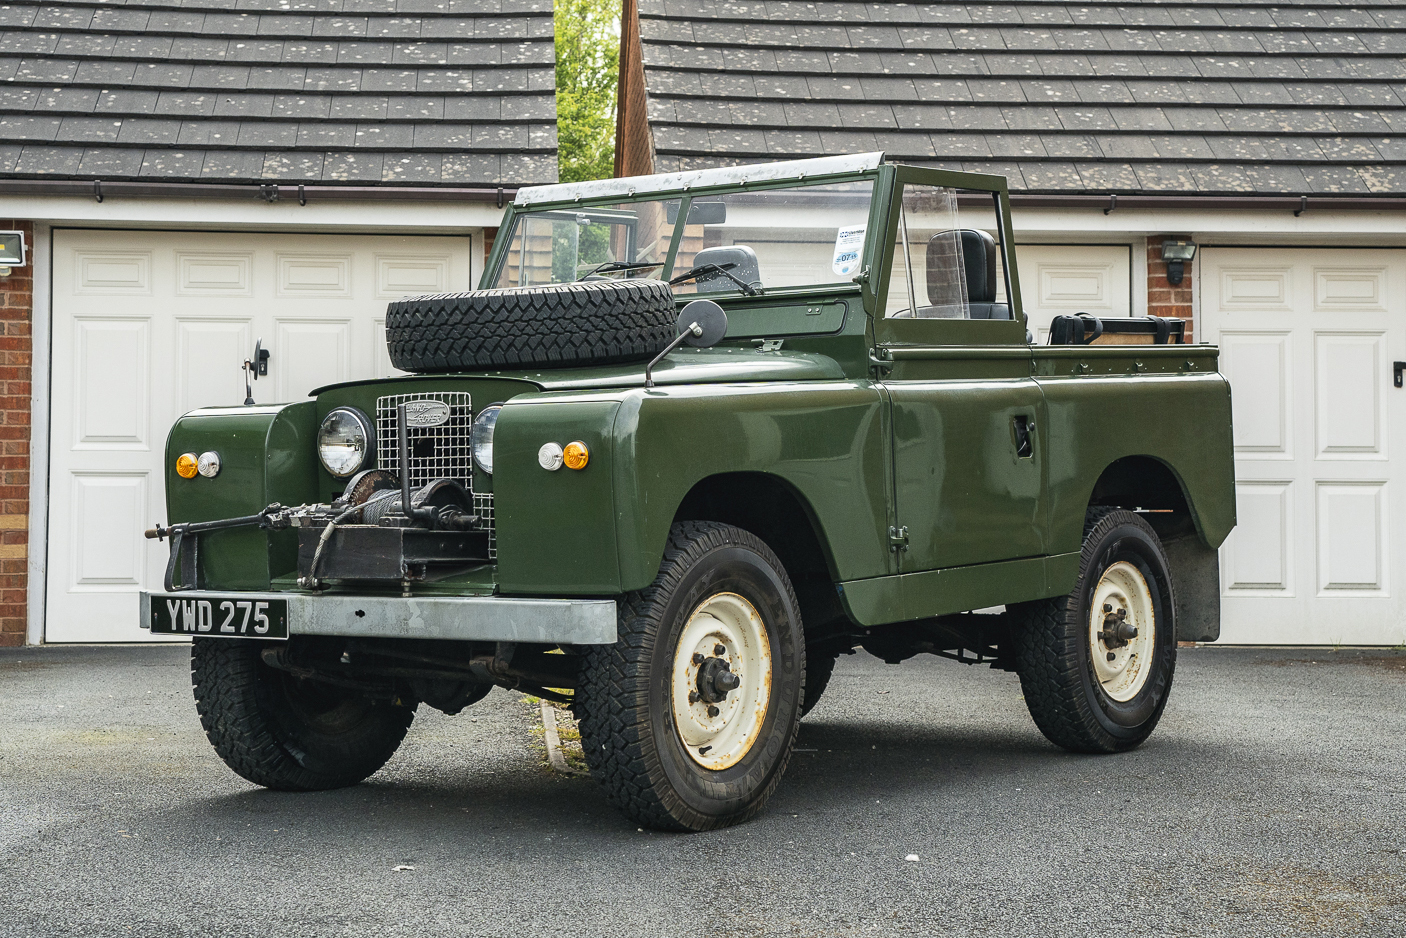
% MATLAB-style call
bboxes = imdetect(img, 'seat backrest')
[925,229,1010,319]
[689,245,762,293]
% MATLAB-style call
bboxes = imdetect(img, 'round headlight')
[317,407,374,478]
[472,404,502,475]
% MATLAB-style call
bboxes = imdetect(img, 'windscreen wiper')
[668,262,761,296]
[576,260,663,281]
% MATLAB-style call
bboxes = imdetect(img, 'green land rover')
[142,153,1235,831]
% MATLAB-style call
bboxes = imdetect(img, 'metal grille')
[474,491,496,560]
[375,391,495,559]
[376,391,474,489]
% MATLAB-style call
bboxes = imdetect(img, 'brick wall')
[1147,234,1195,342]
[0,220,32,647]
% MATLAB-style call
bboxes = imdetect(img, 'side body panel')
[1035,349,1237,556]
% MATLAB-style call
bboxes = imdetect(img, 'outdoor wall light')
[1161,240,1197,286]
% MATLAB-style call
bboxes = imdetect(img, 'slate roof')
[637,1,1406,195]
[0,0,557,186]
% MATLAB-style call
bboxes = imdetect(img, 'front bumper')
[139,590,618,645]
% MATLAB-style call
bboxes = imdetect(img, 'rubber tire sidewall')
[192,637,415,791]
[645,544,803,825]
[1073,514,1177,741]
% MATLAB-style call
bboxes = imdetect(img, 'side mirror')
[677,299,728,348]
[645,300,728,388]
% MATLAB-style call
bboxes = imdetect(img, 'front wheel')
[191,638,416,790]
[1010,508,1177,753]
[577,521,804,831]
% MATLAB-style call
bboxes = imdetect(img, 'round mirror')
[677,299,728,348]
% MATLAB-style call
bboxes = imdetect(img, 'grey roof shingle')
[0,0,556,185]
[639,0,1406,194]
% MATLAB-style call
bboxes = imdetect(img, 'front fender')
[492,382,890,596]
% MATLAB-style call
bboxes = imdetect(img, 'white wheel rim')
[1089,561,1156,702]
[671,592,772,770]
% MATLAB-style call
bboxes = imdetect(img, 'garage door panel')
[177,253,253,297]
[275,319,350,399]
[1220,331,1291,455]
[1316,482,1386,594]
[1315,332,1383,458]
[73,318,149,449]
[75,251,151,295]
[278,254,352,297]
[70,473,147,588]
[1219,267,1290,310]
[177,319,252,413]
[1314,267,1384,312]
[377,255,449,298]
[1224,481,1292,593]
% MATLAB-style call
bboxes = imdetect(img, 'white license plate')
[150,596,289,640]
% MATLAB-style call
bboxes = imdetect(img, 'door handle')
[1395,361,1404,388]
[1012,415,1034,458]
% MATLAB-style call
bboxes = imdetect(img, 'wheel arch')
[672,472,853,649]
[1085,455,1221,644]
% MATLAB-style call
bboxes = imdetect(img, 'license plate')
[150,596,289,640]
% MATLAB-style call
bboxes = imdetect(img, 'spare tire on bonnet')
[386,279,678,373]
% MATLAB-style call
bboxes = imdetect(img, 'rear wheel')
[1010,508,1177,753]
[191,638,416,791]
[577,521,804,831]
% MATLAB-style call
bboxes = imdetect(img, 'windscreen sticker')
[832,226,866,276]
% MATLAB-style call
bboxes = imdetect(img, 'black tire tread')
[191,639,414,791]
[1010,507,1173,754]
[386,279,677,373]
[576,521,803,831]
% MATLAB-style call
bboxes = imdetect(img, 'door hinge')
[869,347,893,377]
[888,525,909,552]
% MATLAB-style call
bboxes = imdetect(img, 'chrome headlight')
[472,404,502,474]
[317,406,374,478]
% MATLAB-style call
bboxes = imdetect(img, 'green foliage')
[555,0,621,184]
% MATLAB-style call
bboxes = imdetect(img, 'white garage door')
[1015,244,1133,343]
[46,229,476,643]
[1202,247,1406,645]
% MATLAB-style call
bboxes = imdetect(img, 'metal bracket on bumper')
[140,591,618,645]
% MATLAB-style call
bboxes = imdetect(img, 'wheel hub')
[1088,561,1156,702]
[670,593,773,771]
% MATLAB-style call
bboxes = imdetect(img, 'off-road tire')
[386,279,677,373]
[191,638,416,791]
[1010,508,1177,753]
[577,521,805,831]
[801,649,837,717]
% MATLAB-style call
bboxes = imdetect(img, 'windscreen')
[490,179,876,295]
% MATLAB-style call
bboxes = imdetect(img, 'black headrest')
[690,245,761,293]
[960,229,998,303]
[926,229,998,305]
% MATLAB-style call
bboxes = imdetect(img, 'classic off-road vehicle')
[142,153,1234,831]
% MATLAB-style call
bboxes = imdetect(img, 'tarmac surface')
[1,642,1403,938]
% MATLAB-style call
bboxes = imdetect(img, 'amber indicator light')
[563,441,590,470]
[175,453,199,479]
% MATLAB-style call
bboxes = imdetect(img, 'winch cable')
[299,503,367,590]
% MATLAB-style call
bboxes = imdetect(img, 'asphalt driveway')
[1,643,1402,938]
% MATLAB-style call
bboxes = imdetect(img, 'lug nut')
[692,653,704,665]
[1103,603,1112,613]
[688,691,700,704]
[714,644,726,656]
[706,705,720,718]
[1107,651,1116,662]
